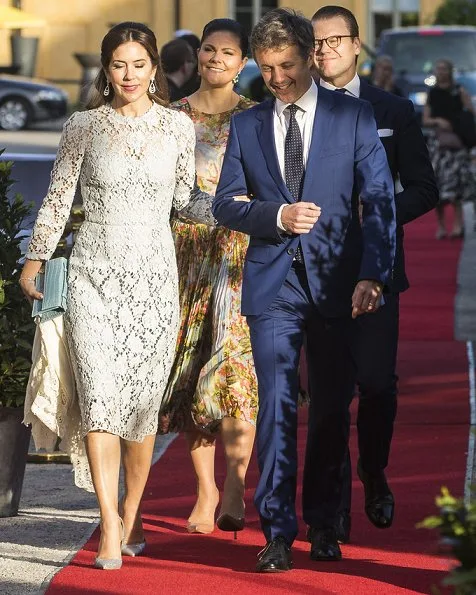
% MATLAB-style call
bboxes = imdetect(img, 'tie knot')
[287,104,299,116]
[335,88,347,93]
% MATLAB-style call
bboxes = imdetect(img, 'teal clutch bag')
[32,257,68,322]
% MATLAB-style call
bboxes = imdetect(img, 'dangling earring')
[103,82,110,97]
[149,79,156,94]
[232,71,241,85]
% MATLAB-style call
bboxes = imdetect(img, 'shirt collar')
[319,73,360,98]
[275,79,318,117]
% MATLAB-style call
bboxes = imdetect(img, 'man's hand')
[281,202,321,234]
[352,280,383,319]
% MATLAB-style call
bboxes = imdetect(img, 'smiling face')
[255,44,313,104]
[313,16,360,88]
[198,31,247,89]
[106,41,157,107]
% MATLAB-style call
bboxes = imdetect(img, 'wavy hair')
[250,8,314,61]
[86,21,169,109]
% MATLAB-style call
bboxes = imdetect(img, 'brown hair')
[311,5,359,38]
[87,21,169,109]
[435,58,454,84]
[250,8,314,61]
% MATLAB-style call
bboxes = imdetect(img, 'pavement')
[0,120,65,155]
[455,202,476,341]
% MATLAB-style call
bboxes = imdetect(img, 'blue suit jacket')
[212,86,396,317]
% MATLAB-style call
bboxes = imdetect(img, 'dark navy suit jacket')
[359,78,438,292]
[212,86,396,317]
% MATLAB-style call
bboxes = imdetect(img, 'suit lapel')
[359,78,385,113]
[301,87,336,198]
[256,100,294,204]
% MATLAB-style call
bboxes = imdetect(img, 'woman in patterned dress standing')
[159,19,258,536]
[20,22,213,569]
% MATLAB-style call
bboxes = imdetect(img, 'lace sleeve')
[172,110,196,211]
[26,112,87,260]
[175,178,217,226]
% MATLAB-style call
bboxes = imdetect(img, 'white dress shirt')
[319,72,361,98]
[275,79,318,231]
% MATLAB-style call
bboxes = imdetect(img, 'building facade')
[0,0,445,101]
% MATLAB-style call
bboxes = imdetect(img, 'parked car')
[374,26,476,121]
[0,75,68,131]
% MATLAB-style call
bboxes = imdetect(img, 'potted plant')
[0,150,35,517]
[419,487,476,594]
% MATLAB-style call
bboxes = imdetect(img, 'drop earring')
[103,82,110,97]
[149,79,156,94]
[232,72,240,85]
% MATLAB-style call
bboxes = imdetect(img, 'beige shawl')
[23,316,93,492]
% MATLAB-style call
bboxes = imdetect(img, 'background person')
[159,18,257,538]
[371,55,404,96]
[177,32,201,96]
[160,38,196,102]
[312,4,438,545]
[423,58,474,239]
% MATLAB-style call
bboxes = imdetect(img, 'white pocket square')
[378,128,394,138]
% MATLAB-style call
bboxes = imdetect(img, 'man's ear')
[306,49,314,69]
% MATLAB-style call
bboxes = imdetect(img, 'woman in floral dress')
[159,18,257,535]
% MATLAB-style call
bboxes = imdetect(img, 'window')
[231,0,278,36]
[369,0,420,46]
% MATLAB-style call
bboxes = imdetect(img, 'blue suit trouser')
[247,265,356,545]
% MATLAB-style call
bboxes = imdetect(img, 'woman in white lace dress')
[20,22,209,569]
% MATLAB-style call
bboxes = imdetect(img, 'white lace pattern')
[27,104,197,464]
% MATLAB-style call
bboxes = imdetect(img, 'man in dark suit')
[212,8,396,571]
[312,5,439,543]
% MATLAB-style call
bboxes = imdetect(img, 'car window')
[381,32,476,75]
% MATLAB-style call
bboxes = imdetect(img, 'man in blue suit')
[212,8,396,572]
[312,5,439,545]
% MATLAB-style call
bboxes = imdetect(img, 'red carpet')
[48,212,469,594]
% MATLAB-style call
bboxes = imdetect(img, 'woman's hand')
[434,117,453,131]
[19,277,43,304]
[19,259,44,304]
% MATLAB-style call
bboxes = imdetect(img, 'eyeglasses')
[314,35,354,51]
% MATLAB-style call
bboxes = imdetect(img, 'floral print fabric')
[159,96,258,435]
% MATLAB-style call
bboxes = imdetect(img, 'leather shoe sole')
[256,560,293,572]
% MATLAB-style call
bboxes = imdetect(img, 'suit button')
[287,248,295,255]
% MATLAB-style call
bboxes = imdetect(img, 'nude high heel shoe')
[95,517,124,570]
[186,487,219,534]
[119,497,146,557]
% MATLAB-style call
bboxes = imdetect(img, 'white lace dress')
[27,103,201,481]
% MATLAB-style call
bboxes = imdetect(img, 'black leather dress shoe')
[307,527,342,561]
[256,536,293,573]
[335,512,351,544]
[357,459,395,529]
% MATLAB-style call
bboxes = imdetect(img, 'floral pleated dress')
[159,96,258,435]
